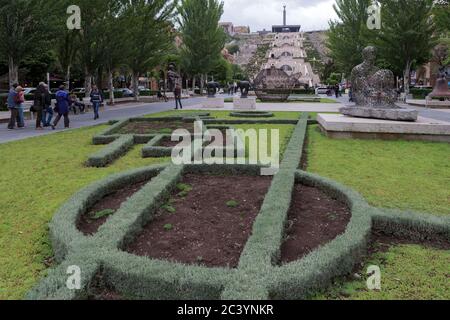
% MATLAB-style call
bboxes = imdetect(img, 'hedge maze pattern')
[28,113,450,300]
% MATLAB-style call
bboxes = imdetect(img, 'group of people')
[6,83,104,130]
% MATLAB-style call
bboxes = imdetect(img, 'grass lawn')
[0,126,171,300]
[307,125,450,300]
[0,111,298,299]
[313,244,450,300]
[307,125,450,216]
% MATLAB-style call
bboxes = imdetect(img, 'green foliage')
[327,0,372,75]
[226,200,239,208]
[374,0,437,92]
[0,0,60,85]
[164,224,174,231]
[326,73,342,85]
[176,183,193,197]
[162,203,176,214]
[211,58,233,85]
[121,0,177,98]
[92,209,115,220]
[178,0,226,76]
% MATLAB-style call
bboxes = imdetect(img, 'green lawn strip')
[232,124,295,160]
[312,244,450,300]
[307,125,450,216]
[0,126,170,300]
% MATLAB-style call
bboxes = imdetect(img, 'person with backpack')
[33,82,47,130]
[52,85,71,130]
[7,83,18,130]
[90,85,103,120]
[15,86,26,128]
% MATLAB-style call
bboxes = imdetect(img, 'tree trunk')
[133,71,140,102]
[8,56,19,87]
[192,76,195,94]
[66,65,71,91]
[84,69,92,98]
[200,74,204,96]
[108,70,115,105]
[403,61,412,97]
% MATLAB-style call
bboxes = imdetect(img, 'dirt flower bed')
[118,121,195,135]
[126,174,272,268]
[77,180,150,235]
[280,184,352,264]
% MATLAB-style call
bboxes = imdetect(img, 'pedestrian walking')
[7,83,19,130]
[33,82,47,130]
[15,86,25,128]
[42,84,53,127]
[90,85,103,120]
[52,85,70,130]
[174,83,183,110]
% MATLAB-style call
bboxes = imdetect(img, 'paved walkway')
[0,98,204,144]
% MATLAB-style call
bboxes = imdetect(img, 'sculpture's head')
[362,46,377,64]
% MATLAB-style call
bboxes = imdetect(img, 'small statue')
[167,63,180,92]
[207,81,220,97]
[237,81,250,98]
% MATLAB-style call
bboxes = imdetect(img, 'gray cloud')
[221,0,338,31]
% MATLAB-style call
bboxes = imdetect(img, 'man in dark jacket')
[7,83,18,130]
[33,82,47,130]
[42,84,53,127]
[174,83,183,110]
[90,85,103,120]
[52,85,71,130]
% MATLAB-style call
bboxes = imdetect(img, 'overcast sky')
[221,0,338,32]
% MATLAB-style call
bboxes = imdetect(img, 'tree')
[0,0,56,86]
[211,57,232,85]
[327,0,372,76]
[178,0,226,94]
[433,0,450,66]
[376,0,437,94]
[121,0,177,101]
[71,0,113,96]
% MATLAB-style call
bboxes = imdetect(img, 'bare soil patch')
[118,121,195,135]
[126,174,272,268]
[280,184,351,264]
[77,180,149,235]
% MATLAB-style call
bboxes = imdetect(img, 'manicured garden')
[0,110,448,300]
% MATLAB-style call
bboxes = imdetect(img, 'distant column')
[283,5,287,26]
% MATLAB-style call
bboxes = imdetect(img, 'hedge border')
[229,111,275,118]
[28,112,450,300]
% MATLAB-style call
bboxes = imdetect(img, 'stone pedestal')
[233,97,257,110]
[202,97,225,109]
[340,106,418,122]
[318,113,450,142]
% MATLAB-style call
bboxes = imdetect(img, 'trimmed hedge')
[29,112,450,300]
[230,111,275,118]
[86,135,134,168]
